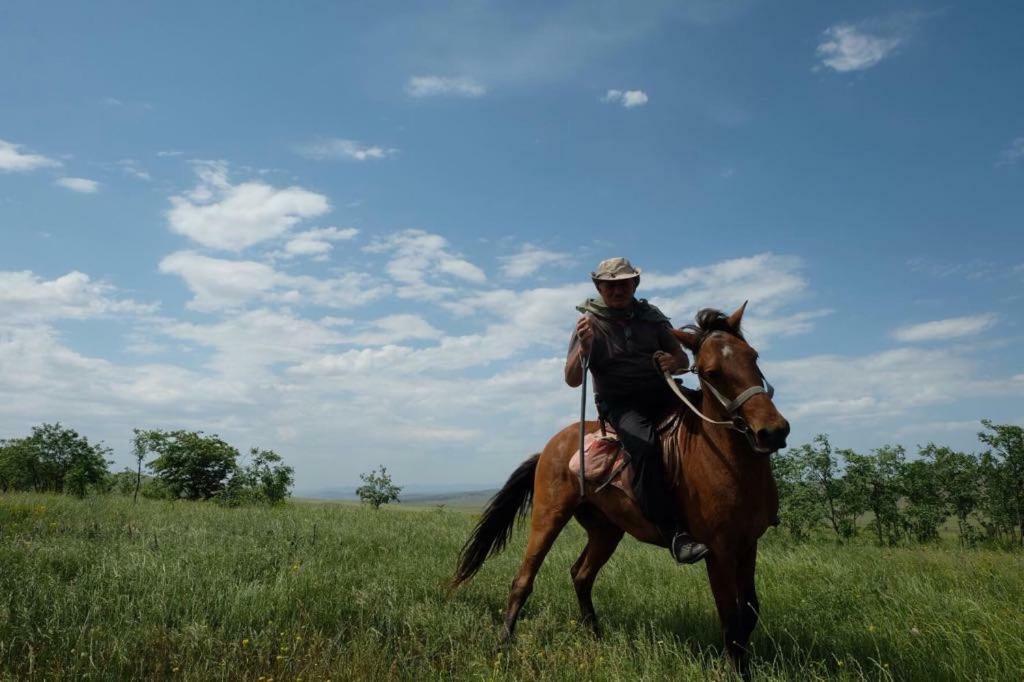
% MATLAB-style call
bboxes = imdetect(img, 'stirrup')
[670,532,709,565]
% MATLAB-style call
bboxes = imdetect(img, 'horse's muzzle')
[756,420,790,452]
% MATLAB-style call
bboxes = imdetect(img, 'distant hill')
[297,485,499,510]
[399,489,498,509]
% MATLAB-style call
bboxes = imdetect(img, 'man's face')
[595,278,639,309]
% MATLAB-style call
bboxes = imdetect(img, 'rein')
[662,362,775,452]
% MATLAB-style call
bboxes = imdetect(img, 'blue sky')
[2,1,1022,493]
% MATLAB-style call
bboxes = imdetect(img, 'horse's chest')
[686,460,778,539]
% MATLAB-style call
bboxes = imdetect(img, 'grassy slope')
[1,493,1022,681]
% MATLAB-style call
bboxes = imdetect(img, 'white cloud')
[280,227,359,259]
[158,250,387,312]
[0,270,154,322]
[768,347,1024,424]
[344,314,443,346]
[603,89,649,108]
[55,177,100,194]
[998,137,1024,166]
[892,314,998,343]
[117,159,152,181]
[365,229,486,300]
[0,139,61,172]
[405,75,486,98]
[816,24,901,72]
[642,253,827,345]
[294,139,397,162]
[167,161,330,251]
[159,252,280,311]
[500,244,571,279]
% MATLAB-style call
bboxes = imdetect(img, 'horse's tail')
[452,453,540,587]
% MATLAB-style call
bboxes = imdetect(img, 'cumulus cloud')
[768,347,1024,423]
[892,314,998,343]
[365,229,486,300]
[642,253,830,346]
[158,250,386,312]
[0,270,154,322]
[294,139,397,162]
[55,177,100,193]
[159,252,279,311]
[499,244,571,279]
[816,23,902,72]
[603,89,649,108]
[343,314,443,346]
[280,227,359,259]
[167,161,330,251]
[0,139,61,172]
[405,75,486,98]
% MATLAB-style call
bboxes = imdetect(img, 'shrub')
[133,429,239,501]
[356,465,402,510]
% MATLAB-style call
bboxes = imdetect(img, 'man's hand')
[654,350,689,374]
[575,316,594,355]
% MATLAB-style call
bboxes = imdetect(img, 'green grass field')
[1,493,1022,680]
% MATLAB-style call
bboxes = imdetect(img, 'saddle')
[567,404,688,500]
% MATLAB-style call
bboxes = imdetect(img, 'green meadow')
[1,493,1022,680]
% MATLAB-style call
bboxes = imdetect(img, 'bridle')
[661,347,776,454]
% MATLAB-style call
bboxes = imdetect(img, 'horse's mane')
[679,308,745,351]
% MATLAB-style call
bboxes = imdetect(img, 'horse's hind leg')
[501,504,573,643]
[570,506,623,637]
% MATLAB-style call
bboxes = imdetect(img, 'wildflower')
[868,624,876,632]
[172,667,179,673]
[910,627,920,635]
[242,639,249,647]
[276,655,284,661]
[837,661,844,668]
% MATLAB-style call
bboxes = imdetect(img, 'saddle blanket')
[568,428,636,501]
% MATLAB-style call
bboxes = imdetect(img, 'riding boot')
[661,523,709,565]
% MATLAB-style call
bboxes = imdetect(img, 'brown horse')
[452,304,789,675]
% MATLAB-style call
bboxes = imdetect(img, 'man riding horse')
[564,257,709,564]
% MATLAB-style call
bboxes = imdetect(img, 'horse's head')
[672,302,790,454]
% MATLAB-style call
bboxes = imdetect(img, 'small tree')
[356,465,402,510]
[0,438,39,492]
[902,457,946,543]
[846,445,906,546]
[977,420,1024,546]
[7,423,112,496]
[133,429,239,501]
[217,448,295,506]
[771,447,822,541]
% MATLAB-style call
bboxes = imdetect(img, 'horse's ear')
[672,328,700,351]
[727,301,748,331]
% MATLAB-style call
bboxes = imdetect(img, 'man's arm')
[564,316,593,387]
[654,323,690,374]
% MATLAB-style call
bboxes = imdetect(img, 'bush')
[133,429,239,501]
[216,448,295,507]
[356,466,401,510]
[0,423,111,497]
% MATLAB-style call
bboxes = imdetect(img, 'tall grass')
[1,493,1021,680]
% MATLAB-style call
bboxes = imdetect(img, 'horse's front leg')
[736,543,760,646]
[705,549,751,679]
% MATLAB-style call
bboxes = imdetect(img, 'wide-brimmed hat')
[591,257,641,281]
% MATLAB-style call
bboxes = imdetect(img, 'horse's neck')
[672,397,755,483]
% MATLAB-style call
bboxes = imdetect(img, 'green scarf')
[575,297,670,323]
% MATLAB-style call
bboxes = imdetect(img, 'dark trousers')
[599,396,679,537]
